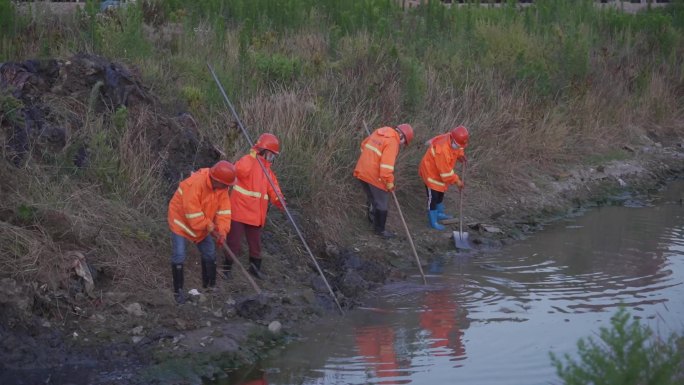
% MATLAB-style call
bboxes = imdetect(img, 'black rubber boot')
[222,255,233,280]
[248,257,266,280]
[374,210,396,239]
[207,261,216,288]
[366,201,375,224]
[201,260,209,289]
[172,264,185,304]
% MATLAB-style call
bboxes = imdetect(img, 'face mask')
[263,151,276,163]
[451,141,460,150]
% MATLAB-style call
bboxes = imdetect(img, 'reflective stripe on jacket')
[418,133,464,192]
[167,168,232,243]
[230,150,283,227]
[353,127,400,191]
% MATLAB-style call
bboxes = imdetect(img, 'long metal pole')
[362,121,426,284]
[208,63,344,315]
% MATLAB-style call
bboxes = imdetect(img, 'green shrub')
[252,52,302,85]
[401,57,425,115]
[550,308,683,385]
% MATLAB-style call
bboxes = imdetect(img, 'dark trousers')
[359,181,390,211]
[425,187,444,211]
[226,220,263,259]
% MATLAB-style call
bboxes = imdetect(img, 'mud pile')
[0,53,219,184]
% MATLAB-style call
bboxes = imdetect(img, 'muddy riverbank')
[2,135,682,384]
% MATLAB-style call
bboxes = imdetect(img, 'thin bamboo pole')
[362,121,426,284]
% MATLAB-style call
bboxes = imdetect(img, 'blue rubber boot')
[435,203,452,220]
[428,210,445,230]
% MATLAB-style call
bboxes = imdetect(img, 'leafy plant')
[550,308,683,385]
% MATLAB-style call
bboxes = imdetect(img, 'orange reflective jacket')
[353,127,400,191]
[419,133,464,192]
[167,168,232,243]
[230,150,283,227]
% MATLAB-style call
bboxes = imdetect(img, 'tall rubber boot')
[435,202,452,220]
[172,264,185,304]
[201,260,209,288]
[428,210,445,230]
[207,261,217,289]
[366,201,375,224]
[222,256,233,280]
[374,210,395,239]
[248,257,266,280]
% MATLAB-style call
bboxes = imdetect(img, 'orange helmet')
[450,125,469,147]
[396,124,414,146]
[254,133,280,155]
[209,160,236,186]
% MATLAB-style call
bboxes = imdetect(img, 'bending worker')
[167,160,236,304]
[222,133,284,280]
[353,124,414,238]
[418,125,469,230]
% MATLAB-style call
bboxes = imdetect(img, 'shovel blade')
[453,231,472,250]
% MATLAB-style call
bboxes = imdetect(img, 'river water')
[223,180,684,385]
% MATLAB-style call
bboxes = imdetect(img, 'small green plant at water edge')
[550,308,683,385]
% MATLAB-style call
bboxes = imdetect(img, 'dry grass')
[1,0,683,306]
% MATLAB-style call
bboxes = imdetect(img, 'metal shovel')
[453,162,472,250]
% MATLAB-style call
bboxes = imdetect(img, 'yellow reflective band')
[174,219,197,237]
[178,187,183,196]
[234,185,262,198]
[440,170,455,178]
[428,178,446,186]
[431,147,436,157]
[380,164,395,170]
[185,212,204,219]
[216,209,231,215]
[364,143,382,157]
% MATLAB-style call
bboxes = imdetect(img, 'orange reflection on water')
[419,289,466,361]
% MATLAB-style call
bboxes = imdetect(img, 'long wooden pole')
[208,63,344,315]
[362,121,426,284]
[218,238,261,294]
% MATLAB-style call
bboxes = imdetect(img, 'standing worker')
[353,124,414,238]
[418,125,469,230]
[167,160,236,304]
[222,133,285,280]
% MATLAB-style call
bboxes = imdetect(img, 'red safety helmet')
[209,160,236,186]
[450,125,469,147]
[254,133,280,155]
[396,124,414,146]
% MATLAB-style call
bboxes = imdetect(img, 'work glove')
[273,197,285,211]
[206,222,215,233]
[213,231,226,248]
[386,182,395,192]
[455,179,464,190]
[458,154,467,165]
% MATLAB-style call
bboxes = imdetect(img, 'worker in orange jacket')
[222,133,284,280]
[418,126,469,230]
[167,160,236,304]
[353,124,414,238]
